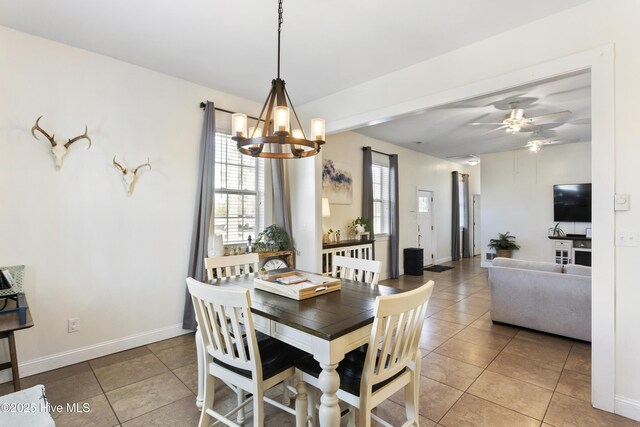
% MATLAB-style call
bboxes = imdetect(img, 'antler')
[112,156,126,174]
[134,158,152,175]
[31,116,56,147]
[65,125,91,149]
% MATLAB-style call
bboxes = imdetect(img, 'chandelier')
[231,0,325,159]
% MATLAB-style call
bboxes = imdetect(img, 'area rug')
[424,265,454,272]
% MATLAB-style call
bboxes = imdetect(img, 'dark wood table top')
[209,273,401,341]
[0,295,34,334]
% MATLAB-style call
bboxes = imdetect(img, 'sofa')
[488,257,592,341]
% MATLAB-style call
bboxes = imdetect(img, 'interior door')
[473,194,481,256]
[417,190,434,266]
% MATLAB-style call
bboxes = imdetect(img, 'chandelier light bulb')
[274,106,290,133]
[232,113,247,138]
[248,126,262,138]
[311,118,326,142]
[292,129,304,139]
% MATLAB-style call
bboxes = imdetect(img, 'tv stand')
[548,235,591,266]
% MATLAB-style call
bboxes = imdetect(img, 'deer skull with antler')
[31,116,91,169]
[113,156,151,196]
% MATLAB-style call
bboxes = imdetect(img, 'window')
[372,163,390,235]
[214,132,265,244]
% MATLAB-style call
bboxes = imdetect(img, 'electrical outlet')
[68,318,80,333]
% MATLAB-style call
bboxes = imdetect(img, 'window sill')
[375,234,390,242]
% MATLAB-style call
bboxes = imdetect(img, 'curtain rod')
[362,146,395,157]
[200,102,262,122]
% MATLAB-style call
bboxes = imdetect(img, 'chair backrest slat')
[332,255,381,285]
[187,277,262,376]
[205,253,260,281]
[361,281,434,393]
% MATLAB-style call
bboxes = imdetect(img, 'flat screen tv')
[554,183,592,223]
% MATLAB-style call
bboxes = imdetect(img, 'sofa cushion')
[564,264,592,277]
[491,257,563,273]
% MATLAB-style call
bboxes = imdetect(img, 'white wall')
[321,131,478,278]
[299,0,640,418]
[480,142,592,265]
[0,25,261,375]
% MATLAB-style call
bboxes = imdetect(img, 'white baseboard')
[436,256,452,264]
[0,323,191,384]
[481,261,492,268]
[615,395,640,422]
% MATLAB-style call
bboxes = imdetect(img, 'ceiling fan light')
[468,160,479,166]
[510,108,525,120]
[529,141,542,152]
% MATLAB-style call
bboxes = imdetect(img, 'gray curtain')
[461,173,471,258]
[451,171,461,261]
[271,156,293,249]
[389,155,400,279]
[362,147,374,226]
[182,101,216,330]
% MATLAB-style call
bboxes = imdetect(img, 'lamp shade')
[322,198,331,217]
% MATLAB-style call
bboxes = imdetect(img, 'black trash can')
[403,248,424,276]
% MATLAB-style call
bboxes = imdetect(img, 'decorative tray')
[254,271,341,300]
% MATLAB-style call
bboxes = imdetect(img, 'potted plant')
[488,232,521,258]
[254,224,290,252]
[348,217,371,240]
[548,223,565,237]
[335,230,341,242]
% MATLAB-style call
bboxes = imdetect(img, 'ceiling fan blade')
[567,118,591,125]
[546,138,581,145]
[528,110,572,123]
[469,122,505,126]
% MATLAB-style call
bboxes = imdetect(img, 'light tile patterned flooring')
[1,256,638,426]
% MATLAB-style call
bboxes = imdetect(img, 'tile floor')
[1,256,638,426]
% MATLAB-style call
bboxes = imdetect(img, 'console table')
[321,239,375,274]
[0,294,34,391]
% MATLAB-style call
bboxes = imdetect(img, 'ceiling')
[354,71,592,162]
[0,0,589,105]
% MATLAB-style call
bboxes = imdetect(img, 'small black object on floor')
[424,265,454,272]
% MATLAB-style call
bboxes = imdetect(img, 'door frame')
[472,194,481,256]
[416,188,436,266]
[325,46,615,412]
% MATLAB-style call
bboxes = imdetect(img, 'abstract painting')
[322,159,352,205]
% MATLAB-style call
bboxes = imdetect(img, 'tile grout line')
[88,360,122,425]
[539,340,576,425]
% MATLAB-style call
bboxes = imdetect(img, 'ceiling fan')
[470,102,572,134]
[524,135,579,153]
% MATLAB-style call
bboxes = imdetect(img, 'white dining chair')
[205,253,260,281]
[188,278,309,427]
[331,255,381,285]
[295,281,434,427]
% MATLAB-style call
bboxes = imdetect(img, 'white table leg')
[295,376,308,427]
[195,328,205,409]
[318,362,341,427]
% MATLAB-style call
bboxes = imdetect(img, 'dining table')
[195,270,403,427]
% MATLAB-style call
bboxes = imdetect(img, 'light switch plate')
[616,231,639,247]
[615,194,630,211]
